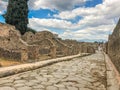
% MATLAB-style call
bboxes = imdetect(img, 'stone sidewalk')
[105,53,120,90]
[0,52,106,90]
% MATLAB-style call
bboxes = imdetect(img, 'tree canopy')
[4,0,29,35]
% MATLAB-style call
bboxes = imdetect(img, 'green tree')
[4,0,29,35]
[27,27,37,34]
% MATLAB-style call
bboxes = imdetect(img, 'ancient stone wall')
[0,23,97,62]
[62,40,81,55]
[79,42,97,54]
[27,45,40,60]
[107,19,120,72]
[22,31,71,57]
[0,23,39,61]
[87,46,96,53]
[22,31,55,44]
[0,48,21,60]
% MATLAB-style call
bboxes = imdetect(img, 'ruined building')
[0,23,97,61]
[0,23,39,61]
[22,31,77,58]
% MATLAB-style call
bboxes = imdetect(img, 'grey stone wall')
[107,19,120,72]
[0,48,21,60]
[28,45,39,60]
[79,42,97,54]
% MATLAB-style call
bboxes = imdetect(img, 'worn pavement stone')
[0,51,106,90]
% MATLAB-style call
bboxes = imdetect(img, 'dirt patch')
[91,68,107,88]
[0,54,52,67]
[0,58,22,67]
[39,55,52,61]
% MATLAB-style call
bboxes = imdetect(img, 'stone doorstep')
[0,53,89,78]
[104,53,120,89]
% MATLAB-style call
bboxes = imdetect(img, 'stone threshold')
[104,53,120,90]
[0,53,90,78]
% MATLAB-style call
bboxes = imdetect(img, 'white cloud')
[0,0,88,11]
[28,16,116,41]
[78,15,114,27]
[28,18,77,30]
[0,0,7,14]
[0,11,2,14]
[28,0,88,11]
[59,24,116,41]
[50,0,120,41]
[28,0,120,41]
[54,0,120,20]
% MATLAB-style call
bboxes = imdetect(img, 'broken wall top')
[0,23,21,38]
[0,23,28,50]
[112,18,120,38]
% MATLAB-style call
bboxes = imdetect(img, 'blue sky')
[0,0,120,42]
[28,0,103,19]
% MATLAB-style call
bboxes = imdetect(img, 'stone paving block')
[67,86,78,90]
[0,87,15,90]
[16,86,32,90]
[46,86,58,90]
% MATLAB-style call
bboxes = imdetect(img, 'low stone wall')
[0,46,41,61]
[27,45,39,60]
[80,44,96,54]
[87,46,96,53]
[0,48,21,60]
[39,49,50,54]
[62,39,81,55]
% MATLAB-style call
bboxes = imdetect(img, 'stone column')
[64,47,68,56]
[28,45,39,60]
[21,49,28,61]
[34,46,39,60]
[50,46,56,58]
[0,63,2,67]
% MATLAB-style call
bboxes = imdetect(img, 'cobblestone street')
[0,52,106,90]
